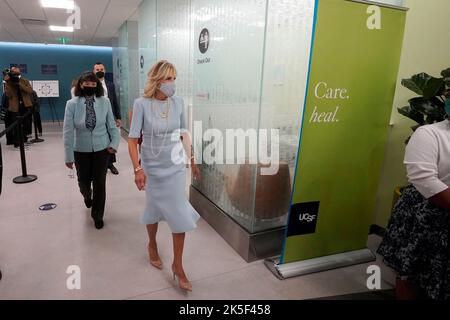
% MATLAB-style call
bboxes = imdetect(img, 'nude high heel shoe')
[147,245,163,270]
[172,265,192,292]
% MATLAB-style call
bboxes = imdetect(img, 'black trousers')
[74,149,109,221]
[4,111,15,145]
[9,103,30,146]
[24,112,32,137]
[107,129,116,166]
[108,153,116,166]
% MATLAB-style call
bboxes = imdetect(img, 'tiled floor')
[0,122,396,300]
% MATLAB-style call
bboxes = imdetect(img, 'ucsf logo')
[299,213,316,223]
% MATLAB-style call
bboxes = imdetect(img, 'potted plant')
[398,68,450,141]
[392,67,450,205]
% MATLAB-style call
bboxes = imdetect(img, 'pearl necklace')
[150,98,171,158]
[155,98,170,118]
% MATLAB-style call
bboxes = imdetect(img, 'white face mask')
[159,82,176,97]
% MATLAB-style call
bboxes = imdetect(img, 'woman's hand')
[135,170,147,191]
[65,162,74,169]
[192,163,201,182]
[107,147,117,154]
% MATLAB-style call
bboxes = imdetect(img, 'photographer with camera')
[2,67,33,149]
[1,92,15,146]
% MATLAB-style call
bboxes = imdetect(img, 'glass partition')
[256,0,315,231]
[131,0,315,234]
[115,21,139,130]
[138,0,157,97]
[117,22,129,129]
[156,0,193,106]
[191,0,267,233]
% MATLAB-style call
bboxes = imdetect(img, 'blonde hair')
[143,60,177,98]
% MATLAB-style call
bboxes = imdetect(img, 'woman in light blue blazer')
[63,71,120,229]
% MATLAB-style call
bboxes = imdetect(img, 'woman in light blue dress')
[128,60,200,292]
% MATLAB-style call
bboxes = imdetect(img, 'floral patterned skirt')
[377,185,450,300]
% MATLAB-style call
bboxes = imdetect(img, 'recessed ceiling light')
[49,25,74,32]
[41,0,75,10]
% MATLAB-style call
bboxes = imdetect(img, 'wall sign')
[41,64,58,75]
[197,28,212,65]
[32,80,60,98]
[198,28,210,54]
[140,55,145,70]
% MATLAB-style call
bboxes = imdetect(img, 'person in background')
[31,90,42,137]
[63,71,120,229]
[0,92,6,119]
[128,60,200,292]
[378,91,450,301]
[1,93,12,145]
[70,79,78,99]
[93,62,121,175]
[3,66,33,148]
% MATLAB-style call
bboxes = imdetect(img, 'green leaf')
[425,114,442,124]
[423,77,445,98]
[408,97,446,125]
[401,73,445,98]
[442,68,450,86]
[398,106,425,125]
[409,97,445,115]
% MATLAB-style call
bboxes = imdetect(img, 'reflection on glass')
[138,0,157,98]
[192,0,314,234]
[115,21,139,131]
[118,23,130,130]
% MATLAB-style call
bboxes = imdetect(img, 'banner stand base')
[264,248,376,280]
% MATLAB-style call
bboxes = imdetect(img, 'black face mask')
[83,87,96,96]
[95,71,105,79]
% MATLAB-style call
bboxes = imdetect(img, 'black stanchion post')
[51,98,61,127]
[0,142,3,195]
[0,142,2,281]
[13,115,37,184]
[30,106,44,143]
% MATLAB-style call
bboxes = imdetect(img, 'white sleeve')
[404,127,449,198]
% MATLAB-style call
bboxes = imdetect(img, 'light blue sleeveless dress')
[129,96,200,233]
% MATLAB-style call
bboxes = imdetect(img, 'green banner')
[282,0,406,264]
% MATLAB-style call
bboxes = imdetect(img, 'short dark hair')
[94,62,104,67]
[74,71,104,97]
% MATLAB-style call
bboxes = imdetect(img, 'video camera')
[2,68,20,82]
[2,68,12,77]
